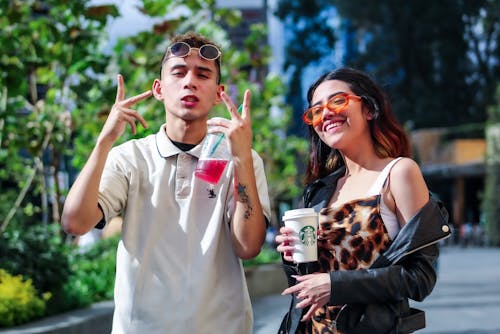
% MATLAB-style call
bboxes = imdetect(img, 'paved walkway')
[252,246,500,334]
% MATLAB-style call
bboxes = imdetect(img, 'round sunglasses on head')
[167,41,222,61]
[302,93,362,126]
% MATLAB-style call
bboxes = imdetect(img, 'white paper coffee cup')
[282,208,318,263]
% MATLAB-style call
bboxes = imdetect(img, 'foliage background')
[0,0,307,233]
[0,0,305,325]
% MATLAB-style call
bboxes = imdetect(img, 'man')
[62,31,271,333]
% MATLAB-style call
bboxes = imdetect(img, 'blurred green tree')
[0,0,305,322]
[275,0,499,130]
[0,0,119,316]
[483,85,500,246]
[1,0,306,234]
[0,1,118,231]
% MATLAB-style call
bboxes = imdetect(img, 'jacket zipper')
[393,232,451,264]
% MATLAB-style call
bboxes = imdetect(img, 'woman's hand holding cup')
[275,226,298,262]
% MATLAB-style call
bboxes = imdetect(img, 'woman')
[276,67,450,334]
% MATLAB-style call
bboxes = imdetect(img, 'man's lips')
[181,95,199,107]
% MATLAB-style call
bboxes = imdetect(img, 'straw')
[209,132,224,157]
[208,104,242,157]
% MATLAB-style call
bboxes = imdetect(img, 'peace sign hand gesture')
[207,89,253,161]
[98,74,152,145]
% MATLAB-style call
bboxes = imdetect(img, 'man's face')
[156,51,222,122]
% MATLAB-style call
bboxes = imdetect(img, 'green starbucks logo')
[299,225,316,246]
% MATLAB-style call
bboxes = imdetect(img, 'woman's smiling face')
[311,79,370,150]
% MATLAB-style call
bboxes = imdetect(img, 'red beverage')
[194,159,229,184]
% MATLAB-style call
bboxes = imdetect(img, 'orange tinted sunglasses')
[302,93,362,126]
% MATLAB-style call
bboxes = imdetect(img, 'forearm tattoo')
[236,183,253,219]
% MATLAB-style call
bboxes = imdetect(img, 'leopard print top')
[297,195,392,334]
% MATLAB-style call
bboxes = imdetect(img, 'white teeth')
[325,121,343,131]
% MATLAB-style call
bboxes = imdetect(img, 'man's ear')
[214,84,225,105]
[152,79,163,101]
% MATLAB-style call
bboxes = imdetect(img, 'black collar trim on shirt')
[171,140,196,152]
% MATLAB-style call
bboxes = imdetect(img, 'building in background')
[412,129,486,244]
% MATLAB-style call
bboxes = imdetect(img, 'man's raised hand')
[207,89,253,160]
[98,74,152,144]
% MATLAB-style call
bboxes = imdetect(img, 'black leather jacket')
[280,167,451,334]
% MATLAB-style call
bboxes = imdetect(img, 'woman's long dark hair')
[304,67,411,184]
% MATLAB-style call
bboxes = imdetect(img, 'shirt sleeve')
[97,146,130,224]
[252,150,272,223]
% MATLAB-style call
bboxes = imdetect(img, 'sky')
[88,0,184,51]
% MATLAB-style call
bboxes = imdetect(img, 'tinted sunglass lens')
[336,96,347,106]
[303,110,315,124]
[200,45,220,60]
[170,42,190,57]
[312,108,323,121]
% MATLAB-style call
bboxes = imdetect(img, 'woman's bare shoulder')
[389,157,429,222]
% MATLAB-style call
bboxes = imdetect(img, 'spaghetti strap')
[367,157,403,196]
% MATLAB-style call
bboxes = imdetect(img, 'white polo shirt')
[97,125,271,334]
